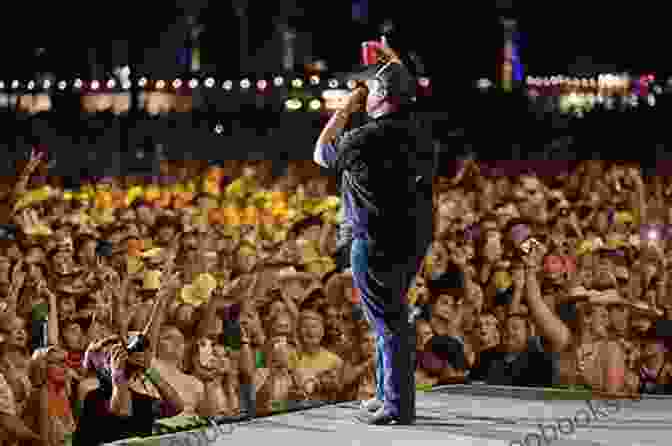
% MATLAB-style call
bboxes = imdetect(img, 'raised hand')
[522,240,547,269]
[27,147,45,170]
[343,87,368,114]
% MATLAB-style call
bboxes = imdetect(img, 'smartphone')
[361,41,384,66]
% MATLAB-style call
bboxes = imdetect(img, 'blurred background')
[0,0,669,178]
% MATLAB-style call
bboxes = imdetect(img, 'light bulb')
[91,80,100,90]
[74,79,82,88]
[58,81,66,90]
[173,79,183,89]
[241,79,251,89]
[204,77,215,88]
[328,79,338,88]
[107,79,115,89]
[189,79,198,89]
[138,77,147,87]
[156,80,165,89]
[309,99,321,110]
[222,80,232,90]
[273,76,284,86]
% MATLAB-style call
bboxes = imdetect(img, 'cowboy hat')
[276,267,323,305]
[180,272,218,307]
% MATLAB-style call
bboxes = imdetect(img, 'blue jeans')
[351,237,428,418]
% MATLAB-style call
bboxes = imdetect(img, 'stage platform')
[109,385,672,446]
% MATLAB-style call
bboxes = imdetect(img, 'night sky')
[1,1,667,81]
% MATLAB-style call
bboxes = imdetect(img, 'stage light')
[91,80,100,90]
[257,80,267,91]
[107,79,115,89]
[214,124,224,134]
[285,98,302,111]
[173,79,183,89]
[27,81,35,90]
[648,94,656,106]
[58,81,66,90]
[419,77,430,88]
[347,80,357,90]
[0,81,4,89]
[74,79,82,88]
[189,79,198,88]
[222,80,233,90]
[138,77,147,87]
[241,79,251,89]
[309,99,321,110]
[156,80,166,89]
[292,78,303,88]
[328,79,339,88]
[122,80,131,90]
[204,77,215,88]
[477,78,492,90]
[274,76,284,86]
[310,75,320,85]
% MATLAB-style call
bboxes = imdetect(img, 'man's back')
[336,110,433,247]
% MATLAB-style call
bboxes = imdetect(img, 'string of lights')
[0,75,432,93]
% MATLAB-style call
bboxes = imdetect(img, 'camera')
[126,333,148,354]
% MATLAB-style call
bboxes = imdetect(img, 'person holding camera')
[73,337,184,445]
[73,265,185,445]
[313,29,433,425]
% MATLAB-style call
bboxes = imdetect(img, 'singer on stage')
[313,41,433,425]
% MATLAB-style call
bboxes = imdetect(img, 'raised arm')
[522,244,571,353]
[4,259,25,318]
[145,270,180,357]
[11,148,43,205]
[113,274,131,342]
[43,282,59,347]
[313,87,368,168]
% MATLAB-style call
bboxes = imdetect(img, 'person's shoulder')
[184,373,205,393]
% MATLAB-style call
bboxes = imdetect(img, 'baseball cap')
[348,61,417,107]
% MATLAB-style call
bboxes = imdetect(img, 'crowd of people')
[0,151,671,445]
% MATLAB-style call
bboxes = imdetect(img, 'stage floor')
[113,385,672,446]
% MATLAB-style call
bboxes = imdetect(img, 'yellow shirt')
[290,348,343,377]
